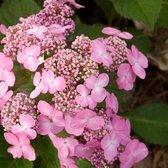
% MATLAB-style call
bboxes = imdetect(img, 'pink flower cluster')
[0,0,149,167]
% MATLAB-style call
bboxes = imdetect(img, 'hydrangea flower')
[91,39,113,67]
[106,93,119,115]
[85,73,109,102]
[70,109,105,136]
[30,72,48,98]
[128,45,148,79]
[49,132,79,160]
[0,82,13,110]
[37,100,65,135]
[75,84,97,109]
[116,63,136,91]
[27,25,48,40]
[0,52,15,86]
[101,131,121,162]
[119,139,148,168]
[17,45,41,72]
[11,114,37,140]
[0,24,7,34]
[102,27,133,39]
[4,132,36,161]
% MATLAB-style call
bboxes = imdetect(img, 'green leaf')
[112,0,162,30]
[0,0,40,26]
[33,136,60,168]
[156,1,168,27]
[68,21,104,42]
[94,0,118,23]
[0,159,33,168]
[123,104,168,145]
[76,159,94,168]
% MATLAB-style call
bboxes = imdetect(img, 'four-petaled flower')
[91,39,113,67]
[101,132,121,162]
[27,25,48,39]
[70,109,104,136]
[75,84,97,109]
[12,114,37,140]
[119,139,148,168]
[85,73,109,102]
[4,132,36,161]
[37,100,65,135]
[17,45,41,72]
[128,45,148,79]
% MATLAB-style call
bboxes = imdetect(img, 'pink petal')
[3,70,15,87]
[115,31,133,39]
[65,115,84,136]
[97,73,109,87]
[24,57,39,72]
[102,27,120,35]
[4,133,19,145]
[19,114,35,128]
[76,84,90,96]
[132,63,146,79]
[36,115,52,135]
[33,72,41,86]
[53,77,66,91]
[30,87,41,99]
[91,87,107,103]
[86,116,104,130]
[0,82,8,98]
[85,76,97,89]
[4,57,14,71]
[75,95,89,107]
[37,100,53,116]
[7,146,22,159]
[22,145,36,161]
[12,125,25,134]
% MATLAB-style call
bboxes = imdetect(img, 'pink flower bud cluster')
[1,0,76,59]
[0,0,149,167]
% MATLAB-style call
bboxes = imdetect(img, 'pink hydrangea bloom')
[61,158,78,168]
[111,116,131,144]
[85,73,109,102]
[0,52,15,87]
[101,132,121,162]
[119,139,148,168]
[30,72,48,98]
[128,45,148,79]
[91,39,113,67]
[27,25,48,39]
[106,93,119,115]
[64,115,84,136]
[0,82,13,110]
[0,24,7,34]
[102,27,133,40]
[37,100,65,135]
[116,63,136,91]
[42,70,66,94]
[49,24,72,39]
[75,140,101,159]
[75,84,97,109]
[17,45,41,72]
[4,132,36,161]
[49,132,79,160]
[11,114,37,140]
[59,0,84,9]
[70,109,105,136]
